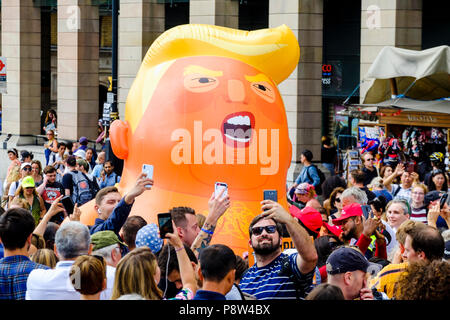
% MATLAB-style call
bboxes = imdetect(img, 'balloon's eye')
[184,75,219,93]
[250,82,275,103]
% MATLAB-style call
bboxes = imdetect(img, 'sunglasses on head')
[251,225,277,236]
[92,255,105,264]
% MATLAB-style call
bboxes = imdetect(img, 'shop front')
[341,45,450,171]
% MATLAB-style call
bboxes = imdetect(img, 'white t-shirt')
[26,261,115,300]
[391,184,412,202]
[8,179,22,197]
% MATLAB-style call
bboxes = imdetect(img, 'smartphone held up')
[142,164,154,188]
[214,182,228,199]
[157,212,173,239]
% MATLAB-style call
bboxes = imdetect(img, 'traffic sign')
[0,56,6,93]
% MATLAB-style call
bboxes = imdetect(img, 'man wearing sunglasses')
[239,200,318,300]
[361,152,379,187]
[7,162,33,204]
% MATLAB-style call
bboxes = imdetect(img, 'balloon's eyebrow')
[183,65,223,77]
[245,73,271,84]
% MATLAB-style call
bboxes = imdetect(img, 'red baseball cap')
[332,203,363,225]
[323,222,343,238]
[290,205,323,235]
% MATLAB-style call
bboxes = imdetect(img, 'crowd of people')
[0,132,449,301]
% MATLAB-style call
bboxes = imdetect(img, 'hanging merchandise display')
[401,126,447,161]
[378,134,402,166]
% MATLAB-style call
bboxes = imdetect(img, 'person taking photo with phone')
[239,200,318,300]
[90,172,153,240]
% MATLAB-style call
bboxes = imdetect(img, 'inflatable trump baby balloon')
[81,24,300,257]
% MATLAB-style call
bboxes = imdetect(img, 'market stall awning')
[362,45,450,104]
[354,97,450,114]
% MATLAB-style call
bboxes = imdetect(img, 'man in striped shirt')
[239,200,318,300]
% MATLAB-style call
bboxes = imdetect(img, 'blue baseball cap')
[135,223,163,254]
[326,246,371,275]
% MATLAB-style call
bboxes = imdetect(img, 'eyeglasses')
[251,225,277,236]
[412,192,424,196]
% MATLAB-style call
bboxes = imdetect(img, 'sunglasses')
[22,167,32,171]
[365,158,374,161]
[92,255,106,264]
[335,198,341,203]
[251,225,277,236]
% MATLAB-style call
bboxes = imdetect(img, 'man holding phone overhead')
[239,200,318,300]
[89,172,154,240]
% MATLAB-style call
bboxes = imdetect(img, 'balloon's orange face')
[125,56,291,199]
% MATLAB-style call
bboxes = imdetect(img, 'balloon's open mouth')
[222,112,255,147]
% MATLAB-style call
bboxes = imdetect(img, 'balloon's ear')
[110,119,130,159]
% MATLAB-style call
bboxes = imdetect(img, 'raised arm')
[383,163,404,187]
[190,190,230,256]
[33,195,65,237]
[166,223,197,295]
[36,175,48,195]
[260,200,318,274]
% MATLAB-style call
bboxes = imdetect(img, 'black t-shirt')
[321,145,337,164]
[41,181,65,210]
[362,166,379,186]
[62,170,78,195]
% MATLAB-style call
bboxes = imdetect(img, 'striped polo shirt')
[410,206,428,224]
[239,252,314,300]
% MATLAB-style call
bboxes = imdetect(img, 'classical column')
[190,0,239,28]
[117,0,165,120]
[1,0,41,140]
[270,0,324,183]
[360,0,422,102]
[57,0,99,140]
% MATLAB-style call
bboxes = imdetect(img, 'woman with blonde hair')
[70,255,107,300]
[293,182,318,209]
[111,225,197,300]
[30,248,58,269]
[2,165,21,208]
[13,176,46,226]
[8,196,31,210]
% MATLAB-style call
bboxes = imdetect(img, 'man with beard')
[239,200,318,300]
[332,203,387,260]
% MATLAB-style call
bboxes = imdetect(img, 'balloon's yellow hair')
[125,24,300,132]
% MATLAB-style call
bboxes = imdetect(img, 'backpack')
[71,171,94,205]
[306,164,326,195]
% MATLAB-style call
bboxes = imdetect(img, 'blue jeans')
[322,162,335,176]
[44,148,52,166]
